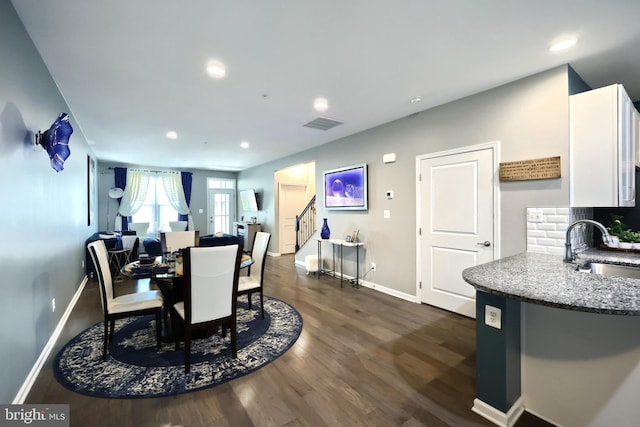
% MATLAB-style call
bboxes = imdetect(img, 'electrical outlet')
[485,305,501,329]
[527,209,543,223]
[371,262,376,271]
[51,298,56,313]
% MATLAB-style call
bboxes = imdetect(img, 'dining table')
[121,253,253,341]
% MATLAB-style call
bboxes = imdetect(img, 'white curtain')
[161,171,195,231]
[115,169,150,231]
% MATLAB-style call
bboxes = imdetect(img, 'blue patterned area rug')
[53,296,302,398]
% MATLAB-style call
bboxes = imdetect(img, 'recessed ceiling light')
[206,60,226,78]
[240,141,250,149]
[549,36,577,52]
[314,97,329,112]
[166,131,177,139]
[410,96,422,104]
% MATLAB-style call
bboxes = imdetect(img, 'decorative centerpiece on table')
[606,214,640,250]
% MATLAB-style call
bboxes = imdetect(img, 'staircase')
[295,195,316,252]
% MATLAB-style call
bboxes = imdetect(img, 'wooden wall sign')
[499,156,561,181]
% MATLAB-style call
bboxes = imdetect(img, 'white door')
[279,184,309,254]
[207,188,235,235]
[418,144,497,318]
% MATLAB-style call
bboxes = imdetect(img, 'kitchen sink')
[578,262,640,280]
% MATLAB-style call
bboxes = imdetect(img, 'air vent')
[303,116,344,131]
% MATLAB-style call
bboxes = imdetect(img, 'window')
[207,178,236,234]
[132,176,178,233]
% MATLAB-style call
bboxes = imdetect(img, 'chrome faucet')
[563,219,613,263]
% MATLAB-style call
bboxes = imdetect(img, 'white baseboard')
[358,279,417,303]
[472,397,524,427]
[293,259,417,303]
[13,276,88,404]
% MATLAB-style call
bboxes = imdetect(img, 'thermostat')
[386,190,394,199]
[383,153,396,163]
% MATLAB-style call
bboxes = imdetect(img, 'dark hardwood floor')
[25,254,553,427]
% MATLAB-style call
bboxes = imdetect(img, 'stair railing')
[295,195,316,252]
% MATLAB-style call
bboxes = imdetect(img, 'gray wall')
[0,0,94,403]
[239,66,570,297]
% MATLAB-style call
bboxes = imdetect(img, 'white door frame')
[278,182,308,254]
[415,141,501,304]
[206,187,236,235]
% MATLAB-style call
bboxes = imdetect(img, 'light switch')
[485,305,502,329]
[198,208,204,214]
[383,210,391,219]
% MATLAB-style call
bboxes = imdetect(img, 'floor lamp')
[107,187,124,231]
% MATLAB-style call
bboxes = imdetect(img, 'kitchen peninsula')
[464,251,640,315]
[463,250,640,426]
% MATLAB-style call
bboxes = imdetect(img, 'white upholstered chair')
[172,244,243,372]
[169,221,188,231]
[87,240,163,360]
[238,232,271,319]
[160,230,200,253]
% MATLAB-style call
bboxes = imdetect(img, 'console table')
[316,238,364,288]
[233,221,261,252]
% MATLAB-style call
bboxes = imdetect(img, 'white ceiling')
[11,0,640,171]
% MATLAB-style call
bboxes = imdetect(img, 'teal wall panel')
[476,291,521,412]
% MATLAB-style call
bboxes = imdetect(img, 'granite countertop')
[462,249,640,315]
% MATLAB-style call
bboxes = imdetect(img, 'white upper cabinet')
[634,107,640,168]
[570,84,637,207]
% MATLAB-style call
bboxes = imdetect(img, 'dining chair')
[121,234,139,261]
[160,230,200,253]
[238,232,271,319]
[87,240,164,360]
[107,235,139,281]
[169,221,188,231]
[172,243,243,373]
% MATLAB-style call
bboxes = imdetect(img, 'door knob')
[477,241,491,247]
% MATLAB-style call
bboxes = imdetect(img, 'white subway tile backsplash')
[546,215,570,223]
[547,231,566,240]
[537,223,558,231]
[526,207,594,254]
[540,208,559,215]
[538,238,559,247]
[527,230,547,238]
